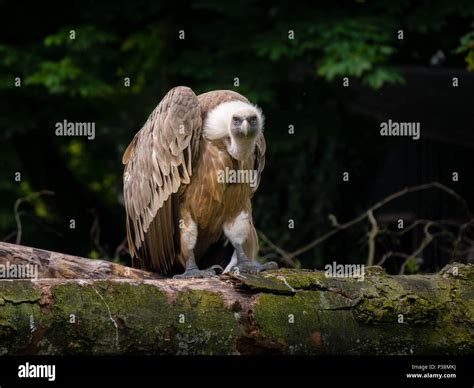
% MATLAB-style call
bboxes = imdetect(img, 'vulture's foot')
[231,260,278,275]
[173,265,222,279]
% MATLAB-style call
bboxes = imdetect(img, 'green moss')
[0,281,42,304]
[260,268,378,299]
[252,288,466,355]
[253,291,319,353]
[229,272,296,294]
[353,274,441,324]
[170,289,241,354]
[261,269,327,289]
[0,281,45,354]
[431,274,474,352]
[364,266,389,278]
[253,290,366,354]
[45,281,241,355]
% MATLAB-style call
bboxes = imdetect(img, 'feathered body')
[122,87,269,277]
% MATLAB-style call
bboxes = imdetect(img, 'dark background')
[0,0,473,274]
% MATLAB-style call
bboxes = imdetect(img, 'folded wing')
[122,86,202,273]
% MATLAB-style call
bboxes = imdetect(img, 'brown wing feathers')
[123,86,202,273]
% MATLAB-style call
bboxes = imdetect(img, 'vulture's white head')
[203,100,264,161]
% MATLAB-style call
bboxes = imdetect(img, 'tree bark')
[0,242,161,280]
[0,242,472,355]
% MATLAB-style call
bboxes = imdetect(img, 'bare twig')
[366,210,378,266]
[257,230,296,267]
[289,182,470,258]
[114,236,129,260]
[14,190,55,245]
[377,222,454,273]
[2,231,17,242]
[452,219,474,258]
[377,251,411,267]
[89,209,110,259]
[398,222,434,274]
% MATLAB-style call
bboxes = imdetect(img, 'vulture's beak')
[241,120,249,136]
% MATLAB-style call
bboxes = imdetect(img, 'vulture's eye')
[250,117,257,126]
[233,117,241,124]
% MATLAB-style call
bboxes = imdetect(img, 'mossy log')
[0,242,472,355]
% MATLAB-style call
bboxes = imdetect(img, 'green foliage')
[88,249,101,260]
[119,23,166,93]
[1,26,120,97]
[24,57,113,96]
[314,19,399,86]
[454,23,474,71]
[254,16,403,89]
[404,257,421,275]
[44,26,116,49]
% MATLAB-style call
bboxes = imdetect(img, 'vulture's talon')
[260,261,278,271]
[173,267,219,279]
[232,260,278,275]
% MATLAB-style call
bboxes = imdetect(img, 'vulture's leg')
[173,217,221,279]
[224,211,277,274]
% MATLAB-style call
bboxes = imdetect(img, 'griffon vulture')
[122,86,277,278]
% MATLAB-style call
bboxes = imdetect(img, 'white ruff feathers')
[203,100,264,140]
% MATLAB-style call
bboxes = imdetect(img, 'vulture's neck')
[228,137,256,161]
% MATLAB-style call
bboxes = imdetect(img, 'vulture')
[122,86,277,278]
